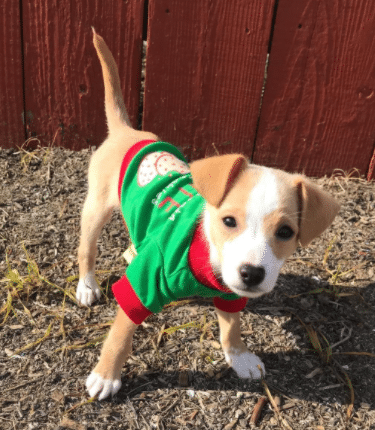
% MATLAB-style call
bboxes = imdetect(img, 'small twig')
[257,365,293,430]
[161,398,180,416]
[250,396,268,425]
[126,381,154,396]
[3,375,44,393]
[330,328,353,350]
[319,383,344,391]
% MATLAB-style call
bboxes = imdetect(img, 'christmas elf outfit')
[112,140,247,324]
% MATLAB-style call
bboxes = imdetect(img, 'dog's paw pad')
[76,275,101,306]
[86,372,121,401]
[224,349,265,380]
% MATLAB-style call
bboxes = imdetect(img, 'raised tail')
[92,28,132,132]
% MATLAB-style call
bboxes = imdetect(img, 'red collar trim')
[188,222,233,294]
[118,139,157,199]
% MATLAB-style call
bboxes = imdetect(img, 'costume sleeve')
[112,241,167,324]
[112,274,152,324]
[213,296,248,313]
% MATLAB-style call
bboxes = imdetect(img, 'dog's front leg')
[86,307,137,400]
[216,308,265,379]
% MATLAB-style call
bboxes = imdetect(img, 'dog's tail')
[92,28,132,132]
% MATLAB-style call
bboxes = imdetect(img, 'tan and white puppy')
[77,30,340,400]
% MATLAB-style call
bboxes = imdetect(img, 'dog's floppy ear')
[295,176,340,247]
[190,154,248,207]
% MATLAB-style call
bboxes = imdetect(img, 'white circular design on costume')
[137,152,159,186]
[137,151,190,186]
[156,154,190,176]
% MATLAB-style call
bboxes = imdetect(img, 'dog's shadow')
[102,274,375,409]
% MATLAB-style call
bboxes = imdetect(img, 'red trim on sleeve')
[118,139,157,199]
[112,275,152,325]
[213,296,248,313]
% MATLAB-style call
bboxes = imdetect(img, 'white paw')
[224,348,265,379]
[86,372,122,401]
[76,274,101,306]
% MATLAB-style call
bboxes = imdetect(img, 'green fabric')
[120,141,241,314]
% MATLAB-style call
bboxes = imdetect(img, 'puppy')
[77,30,340,400]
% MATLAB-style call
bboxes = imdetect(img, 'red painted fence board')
[143,0,276,161]
[0,1,25,148]
[1,0,375,179]
[253,0,375,178]
[21,0,146,150]
[368,150,375,180]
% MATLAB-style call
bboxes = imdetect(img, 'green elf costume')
[112,140,247,324]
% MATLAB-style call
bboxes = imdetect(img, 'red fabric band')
[112,275,152,325]
[213,296,248,313]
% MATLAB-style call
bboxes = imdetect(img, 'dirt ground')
[0,144,374,430]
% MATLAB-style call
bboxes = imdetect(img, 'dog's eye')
[276,225,294,241]
[222,217,237,228]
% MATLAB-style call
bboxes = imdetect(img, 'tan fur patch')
[261,169,300,260]
[206,167,263,264]
[263,209,299,260]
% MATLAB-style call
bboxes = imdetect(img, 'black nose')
[239,264,265,288]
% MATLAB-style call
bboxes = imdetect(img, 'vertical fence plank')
[143,0,275,160]
[254,0,375,177]
[0,1,25,148]
[368,149,375,180]
[22,0,145,150]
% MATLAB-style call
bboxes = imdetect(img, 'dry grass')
[0,145,374,429]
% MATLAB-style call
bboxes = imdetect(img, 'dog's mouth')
[212,269,261,296]
[231,283,263,295]
[229,284,270,298]
[214,268,271,298]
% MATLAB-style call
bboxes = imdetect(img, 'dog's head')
[190,155,340,298]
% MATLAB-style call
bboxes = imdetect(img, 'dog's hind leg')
[77,148,120,306]
[76,196,113,306]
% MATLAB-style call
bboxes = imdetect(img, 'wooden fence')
[1,0,375,179]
